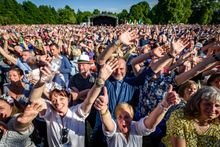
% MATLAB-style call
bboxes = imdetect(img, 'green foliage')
[117,9,128,24]
[58,6,77,24]
[189,0,219,24]
[153,0,192,24]
[93,9,100,15]
[39,5,59,24]
[0,0,218,25]
[77,10,92,24]
[129,1,151,24]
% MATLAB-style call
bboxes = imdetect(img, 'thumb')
[167,84,173,93]
[103,86,108,97]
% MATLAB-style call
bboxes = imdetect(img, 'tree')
[189,0,219,24]
[117,9,128,24]
[93,9,100,15]
[77,10,92,24]
[152,0,192,24]
[58,5,77,24]
[129,1,151,24]
[0,0,24,24]
[39,5,59,24]
[22,1,42,24]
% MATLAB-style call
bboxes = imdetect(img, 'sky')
[16,0,158,13]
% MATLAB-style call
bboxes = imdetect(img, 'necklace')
[193,119,210,135]
[193,119,209,126]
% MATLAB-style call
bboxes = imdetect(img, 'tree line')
[0,0,219,25]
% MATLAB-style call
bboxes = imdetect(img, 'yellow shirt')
[163,109,220,147]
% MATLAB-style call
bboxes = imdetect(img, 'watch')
[95,77,105,87]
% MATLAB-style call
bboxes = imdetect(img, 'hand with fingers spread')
[119,29,137,45]
[161,85,180,109]
[99,58,118,81]
[94,87,109,114]
[152,46,166,58]
[16,102,43,125]
[170,38,189,57]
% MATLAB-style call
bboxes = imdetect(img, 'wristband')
[158,102,169,112]
[95,77,105,87]
[100,109,109,116]
[167,52,175,58]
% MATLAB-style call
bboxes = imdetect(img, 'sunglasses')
[61,128,69,144]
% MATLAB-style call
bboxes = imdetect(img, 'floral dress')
[163,109,220,147]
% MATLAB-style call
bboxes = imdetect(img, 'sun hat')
[76,54,93,64]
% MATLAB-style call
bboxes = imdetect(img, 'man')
[92,29,177,147]
[0,46,32,73]
[69,54,97,147]
[69,54,96,104]
[49,43,71,87]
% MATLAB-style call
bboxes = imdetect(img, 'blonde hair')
[115,103,134,119]
[71,47,81,57]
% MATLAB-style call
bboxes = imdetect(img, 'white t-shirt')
[40,102,88,147]
[103,117,155,147]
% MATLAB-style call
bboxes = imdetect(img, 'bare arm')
[80,59,118,115]
[3,34,9,54]
[144,85,179,129]
[14,102,43,132]
[175,54,220,85]
[98,29,137,65]
[97,43,119,65]
[94,87,115,132]
[0,46,17,65]
[131,51,153,76]
[170,137,187,147]
[151,38,189,74]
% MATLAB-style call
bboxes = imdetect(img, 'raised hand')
[170,38,189,57]
[39,66,53,83]
[2,33,10,41]
[99,58,118,81]
[94,87,108,112]
[17,102,43,124]
[152,45,166,58]
[161,84,180,108]
[119,29,137,45]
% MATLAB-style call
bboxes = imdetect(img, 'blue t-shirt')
[93,67,155,138]
[16,58,32,73]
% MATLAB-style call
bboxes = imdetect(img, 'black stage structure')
[89,14,118,27]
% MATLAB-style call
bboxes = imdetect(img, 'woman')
[94,85,179,147]
[163,86,220,147]
[3,67,32,108]
[0,94,40,146]
[29,59,118,147]
[178,80,198,102]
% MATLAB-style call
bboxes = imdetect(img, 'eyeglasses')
[61,128,69,144]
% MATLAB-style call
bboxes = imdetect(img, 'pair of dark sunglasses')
[61,128,69,144]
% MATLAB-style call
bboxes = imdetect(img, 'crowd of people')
[0,24,219,147]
